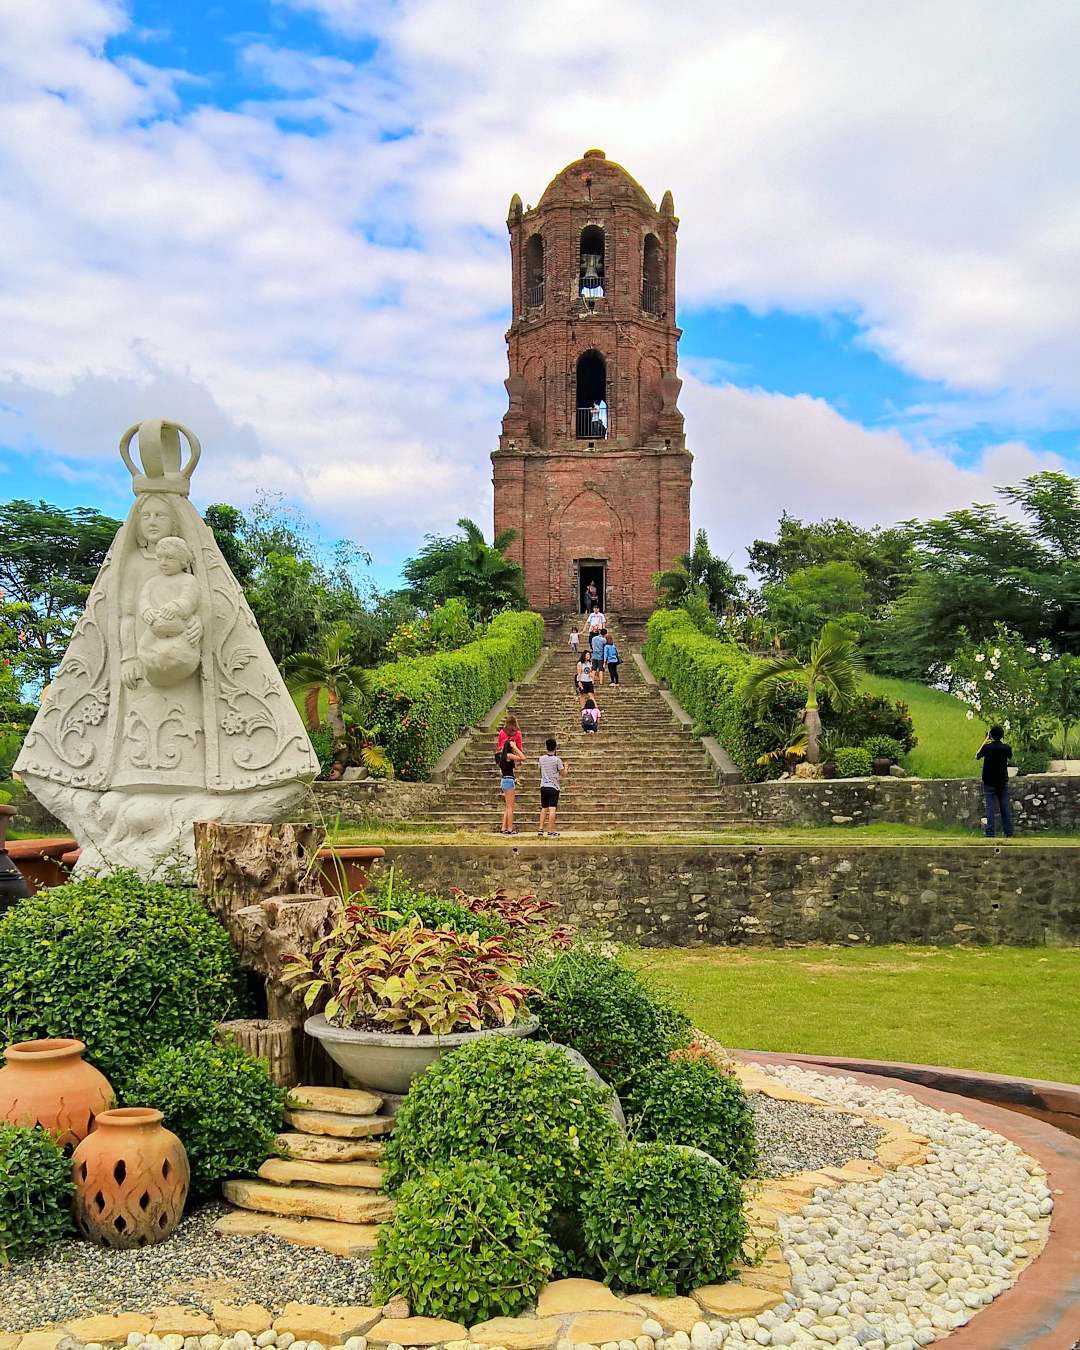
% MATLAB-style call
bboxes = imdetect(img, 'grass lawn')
[627,945,1080,1083]
[859,673,978,778]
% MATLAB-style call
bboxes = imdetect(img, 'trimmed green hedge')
[371,611,544,779]
[644,610,781,781]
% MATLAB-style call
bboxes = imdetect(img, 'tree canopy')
[401,518,525,621]
[0,499,122,688]
[654,529,747,613]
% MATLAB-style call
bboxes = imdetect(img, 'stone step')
[258,1156,385,1189]
[273,1132,385,1163]
[223,1178,394,1224]
[283,1108,394,1138]
[286,1084,383,1116]
[214,1209,380,1256]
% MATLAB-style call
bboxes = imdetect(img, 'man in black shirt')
[976,725,1014,837]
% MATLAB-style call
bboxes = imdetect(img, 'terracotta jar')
[0,1038,115,1149]
[71,1107,189,1248]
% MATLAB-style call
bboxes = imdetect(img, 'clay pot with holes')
[0,1038,114,1149]
[71,1107,189,1248]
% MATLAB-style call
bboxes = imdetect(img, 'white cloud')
[0,0,1077,577]
[682,378,1064,567]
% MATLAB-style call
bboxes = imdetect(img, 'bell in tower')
[492,149,691,621]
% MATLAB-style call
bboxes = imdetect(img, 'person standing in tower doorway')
[584,578,599,612]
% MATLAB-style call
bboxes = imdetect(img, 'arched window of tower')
[642,233,663,316]
[579,225,605,299]
[575,350,607,439]
[524,233,544,309]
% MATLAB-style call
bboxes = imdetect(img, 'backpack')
[581,706,600,727]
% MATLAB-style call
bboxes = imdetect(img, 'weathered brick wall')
[720,775,1080,832]
[373,844,1080,947]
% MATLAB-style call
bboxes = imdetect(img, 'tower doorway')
[576,559,606,613]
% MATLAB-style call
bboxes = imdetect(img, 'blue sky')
[1,1,1078,592]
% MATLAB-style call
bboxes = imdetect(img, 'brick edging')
[739,1052,1080,1349]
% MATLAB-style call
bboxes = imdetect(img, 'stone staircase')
[425,615,737,833]
[217,1085,394,1255]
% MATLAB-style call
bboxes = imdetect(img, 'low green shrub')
[371,610,544,779]
[0,871,248,1094]
[1014,746,1052,775]
[382,1037,621,1211]
[580,1142,747,1295]
[527,945,691,1098]
[0,1124,75,1263]
[630,1058,757,1179]
[644,611,915,779]
[367,870,508,941]
[861,734,906,763]
[373,1160,556,1322]
[131,1040,286,1199]
[833,746,874,778]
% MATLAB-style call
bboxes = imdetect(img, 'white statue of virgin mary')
[15,419,318,877]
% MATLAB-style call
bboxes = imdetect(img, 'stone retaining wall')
[311,779,443,824]
[719,774,1080,832]
[374,843,1080,946]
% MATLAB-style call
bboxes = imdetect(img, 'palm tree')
[741,621,860,763]
[402,518,524,621]
[282,621,373,753]
[654,529,745,613]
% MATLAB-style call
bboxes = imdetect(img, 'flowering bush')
[284,903,534,1036]
[946,625,1056,757]
[385,598,476,661]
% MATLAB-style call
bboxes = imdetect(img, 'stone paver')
[273,1303,382,1341]
[466,1315,563,1348]
[64,1314,153,1343]
[367,1317,468,1346]
[273,1131,385,1162]
[692,1284,785,1318]
[258,1156,385,1189]
[213,1209,381,1255]
[222,1178,393,1224]
[286,1086,383,1117]
[624,1296,704,1333]
[536,1279,644,1316]
[283,1108,393,1139]
[565,1311,647,1344]
[211,1303,274,1336]
[149,1308,218,1336]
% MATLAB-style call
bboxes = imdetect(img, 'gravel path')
[0,1203,375,1334]
[751,1095,883,1177]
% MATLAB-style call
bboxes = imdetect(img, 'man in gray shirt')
[537,737,568,837]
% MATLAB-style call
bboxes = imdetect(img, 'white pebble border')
[689,1063,1053,1349]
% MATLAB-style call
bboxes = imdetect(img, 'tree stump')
[194,821,326,941]
[216,1018,299,1087]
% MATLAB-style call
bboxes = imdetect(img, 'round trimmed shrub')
[580,1142,747,1295]
[373,1160,556,1322]
[631,1058,758,1178]
[527,946,691,1096]
[382,1036,621,1210]
[832,746,873,778]
[0,1124,75,1264]
[862,734,905,764]
[0,871,248,1094]
[131,1039,286,1198]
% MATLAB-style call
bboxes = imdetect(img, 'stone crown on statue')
[119,418,202,496]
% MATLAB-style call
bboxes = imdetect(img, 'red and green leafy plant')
[284,903,534,1036]
[447,885,573,949]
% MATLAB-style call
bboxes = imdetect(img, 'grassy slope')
[859,673,977,778]
[628,945,1080,1082]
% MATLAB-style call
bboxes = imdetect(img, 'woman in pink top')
[496,713,523,754]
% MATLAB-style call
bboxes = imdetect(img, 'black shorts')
[540,786,560,808]
[591,658,604,671]
[580,680,593,694]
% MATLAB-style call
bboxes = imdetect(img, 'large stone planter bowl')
[305,1014,540,1095]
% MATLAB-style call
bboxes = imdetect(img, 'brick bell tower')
[492,148,692,620]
